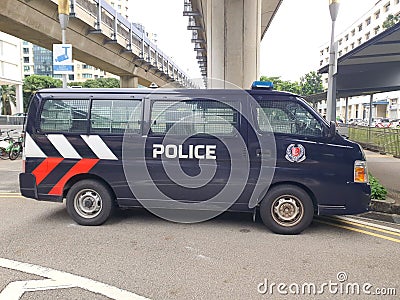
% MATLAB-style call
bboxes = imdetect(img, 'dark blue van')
[19,84,370,234]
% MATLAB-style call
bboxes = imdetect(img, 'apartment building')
[317,0,400,121]
[21,42,118,82]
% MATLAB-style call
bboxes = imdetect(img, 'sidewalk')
[365,150,400,214]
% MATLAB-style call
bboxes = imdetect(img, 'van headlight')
[354,160,368,183]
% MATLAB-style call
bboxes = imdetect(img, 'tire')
[66,179,115,226]
[9,143,21,160]
[259,185,314,235]
[0,147,9,160]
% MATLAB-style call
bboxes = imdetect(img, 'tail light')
[354,160,368,183]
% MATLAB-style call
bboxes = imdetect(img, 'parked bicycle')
[9,134,23,160]
[0,130,22,160]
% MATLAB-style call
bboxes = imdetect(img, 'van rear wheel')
[260,185,314,234]
[66,179,114,226]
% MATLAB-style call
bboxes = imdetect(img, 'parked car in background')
[390,119,400,128]
[375,118,391,128]
[348,118,363,125]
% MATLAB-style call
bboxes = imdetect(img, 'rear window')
[40,99,89,133]
[150,100,239,136]
[40,99,142,134]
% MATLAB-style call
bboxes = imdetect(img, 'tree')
[260,76,301,94]
[383,14,400,30]
[23,75,62,111]
[0,85,16,115]
[80,78,120,88]
[299,71,324,96]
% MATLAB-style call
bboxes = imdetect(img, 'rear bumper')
[318,183,371,215]
[19,173,62,202]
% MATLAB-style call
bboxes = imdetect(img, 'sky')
[129,0,379,82]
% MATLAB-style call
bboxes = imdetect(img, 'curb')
[370,198,400,215]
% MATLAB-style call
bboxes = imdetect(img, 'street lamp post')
[58,0,70,88]
[326,0,340,122]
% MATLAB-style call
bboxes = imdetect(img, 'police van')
[19,82,370,234]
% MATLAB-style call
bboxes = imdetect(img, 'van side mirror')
[328,121,336,138]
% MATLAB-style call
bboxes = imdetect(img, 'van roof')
[36,88,299,98]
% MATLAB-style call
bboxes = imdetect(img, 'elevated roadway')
[0,0,196,88]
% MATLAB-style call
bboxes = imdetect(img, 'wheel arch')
[259,181,318,212]
[63,173,117,203]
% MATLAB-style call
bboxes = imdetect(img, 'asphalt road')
[0,159,399,299]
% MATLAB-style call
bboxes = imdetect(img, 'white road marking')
[0,257,149,300]
[0,279,73,300]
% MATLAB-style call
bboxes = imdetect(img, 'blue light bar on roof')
[251,81,274,90]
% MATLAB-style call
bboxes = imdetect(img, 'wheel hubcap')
[271,195,304,227]
[74,189,102,219]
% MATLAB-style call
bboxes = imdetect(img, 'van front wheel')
[66,180,114,226]
[260,185,314,234]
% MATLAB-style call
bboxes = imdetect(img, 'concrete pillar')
[207,0,261,89]
[120,76,139,88]
[16,84,23,113]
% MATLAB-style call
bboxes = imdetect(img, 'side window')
[150,100,238,136]
[41,99,89,133]
[91,100,142,134]
[257,100,323,137]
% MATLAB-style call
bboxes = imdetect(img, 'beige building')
[317,0,400,120]
[0,32,23,114]
[106,0,130,20]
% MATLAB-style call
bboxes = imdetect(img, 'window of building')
[351,43,355,49]
[374,26,380,34]
[41,99,90,133]
[150,100,239,136]
[338,39,343,45]
[22,41,29,46]
[320,50,324,56]
[358,24,363,31]
[325,78,328,84]
[23,48,29,55]
[23,57,29,63]
[375,10,380,19]
[320,60,323,66]
[384,2,390,12]
[358,38,362,45]
[325,47,329,53]
[345,34,349,41]
[338,50,342,57]
[82,73,92,79]
[344,46,348,53]
[24,66,30,72]
[69,74,74,81]
[365,32,370,40]
[256,100,323,137]
[366,17,371,26]
[325,57,329,63]
[91,100,142,134]
[351,29,355,36]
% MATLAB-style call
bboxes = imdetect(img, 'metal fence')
[348,126,400,157]
[0,116,25,126]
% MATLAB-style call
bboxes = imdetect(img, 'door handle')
[256,149,272,158]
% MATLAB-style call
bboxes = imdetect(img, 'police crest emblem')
[285,144,306,163]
